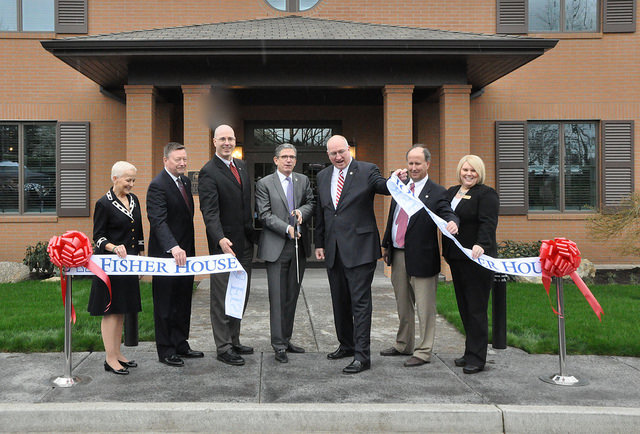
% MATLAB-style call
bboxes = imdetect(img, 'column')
[439,84,472,189]
[182,84,212,257]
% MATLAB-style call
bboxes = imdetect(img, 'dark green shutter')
[602,121,634,210]
[496,121,528,214]
[57,122,90,217]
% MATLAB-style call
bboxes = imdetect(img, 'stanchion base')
[51,375,91,388]
[539,374,588,387]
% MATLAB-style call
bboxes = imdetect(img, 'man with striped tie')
[314,135,390,374]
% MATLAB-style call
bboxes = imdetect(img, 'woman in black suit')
[442,155,499,374]
[88,161,144,375]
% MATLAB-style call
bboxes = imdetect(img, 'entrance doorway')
[244,122,339,262]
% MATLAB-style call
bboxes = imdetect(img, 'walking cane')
[294,220,301,288]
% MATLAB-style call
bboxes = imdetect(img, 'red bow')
[539,238,603,321]
[48,231,112,323]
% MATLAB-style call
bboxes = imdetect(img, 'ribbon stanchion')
[539,276,588,387]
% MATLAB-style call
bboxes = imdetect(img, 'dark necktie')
[285,176,296,226]
[177,178,191,211]
[230,160,242,185]
[395,182,414,248]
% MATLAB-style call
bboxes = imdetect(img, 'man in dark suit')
[147,142,204,367]
[255,143,315,363]
[380,145,459,367]
[314,135,390,374]
[198,124,256,366]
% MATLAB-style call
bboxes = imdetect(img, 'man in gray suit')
[255,144,315,364]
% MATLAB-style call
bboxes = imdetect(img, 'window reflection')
[253,127,335,148]
[529,0,598,32]
[22,0,54,31]
[0,0,18,31]
[265,0,320,11]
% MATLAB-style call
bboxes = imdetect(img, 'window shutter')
[496,121,528,215]
[602,121,634,210]
[496,0,528,34]
[55,0,88,34]
[57,122,90,217]
[603,0,636,33]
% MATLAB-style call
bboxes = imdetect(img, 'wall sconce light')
[349,139,356,159]
[232,144,243,160]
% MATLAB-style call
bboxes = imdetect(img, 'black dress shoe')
[327,347,355,359]
[454,357,467,367]
[232,344,254,355]
[217,349,245,366]
[160,355,184,367]
[380,347,409,357]
[404,356,429,367]
[178,349,204,358]
[287,343,305,353]
[119,360,137,368]
[342,359,371,374]
[275,349,288,363]
[104,361,129,375]
[463,365,484,374]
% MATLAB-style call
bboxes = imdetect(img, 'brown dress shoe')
[404,356,429,367]
[380,347,409,356]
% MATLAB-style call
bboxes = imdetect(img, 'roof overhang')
[41,16,557,97]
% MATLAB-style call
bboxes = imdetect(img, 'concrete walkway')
[1,267,640,432]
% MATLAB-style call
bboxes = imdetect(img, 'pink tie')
[395,183,414,248]
[335,170,344,206]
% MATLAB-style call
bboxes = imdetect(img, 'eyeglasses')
[327,148,349,158]
[215,136,236,143]
[277,155,297,160]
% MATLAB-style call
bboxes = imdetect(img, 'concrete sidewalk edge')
[2,403,640,432]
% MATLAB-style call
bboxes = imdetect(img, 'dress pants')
[210,239,253,355]
[266,238,305,351]
[152,275,195,359]
[327,250,376,363]
[448,258,494,367]
[390,249,437,362]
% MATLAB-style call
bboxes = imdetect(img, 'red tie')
[395,183,414,248]
[177,178,191,211]
[335,170,344,206]
[230,160,242,185]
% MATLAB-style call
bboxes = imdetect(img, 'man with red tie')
[380,145,458,367]
[199,125,257,366]
[314,135,390,374]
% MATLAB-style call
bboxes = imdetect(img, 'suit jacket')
[198,156,256,255]
[147,170,195,258]
[314,159,389,269]
[442,183,499,261]
[381,178,459,278]
[255,171,315,262]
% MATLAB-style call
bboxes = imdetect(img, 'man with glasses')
[314,135,391,374]
[255,144,315,364]
[199,124,257,366]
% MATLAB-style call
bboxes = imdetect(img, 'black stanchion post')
[124,312,139,346]
[492,272,507,349]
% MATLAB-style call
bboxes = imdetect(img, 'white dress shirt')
[391,175,428,248]
[331,160,352,208]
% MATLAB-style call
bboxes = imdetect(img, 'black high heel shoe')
[119,360,137,368]
[104,361,129,375]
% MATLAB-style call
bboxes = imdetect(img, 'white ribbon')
[387,175,541,277]
[66,254,247,319]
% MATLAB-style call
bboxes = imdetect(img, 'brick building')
[0,0,637,267]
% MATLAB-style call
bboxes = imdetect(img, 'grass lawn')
[0,278,155,352]
[436,281,640,356]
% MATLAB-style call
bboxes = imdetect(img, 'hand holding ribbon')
[47,231,112,323]
[539,238,604,321]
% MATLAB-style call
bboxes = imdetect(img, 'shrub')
[588,192,640,256]
[23,242,55,279]
[497,240,542,259]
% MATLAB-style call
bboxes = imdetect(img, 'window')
[528,122,597,211]
[0,123,56,214]
[265,0,320,12]
[497,0,636,34]
[247,122,340,149]
[0,0,54,32]
[496,120,633,215]
[529,0,599,32]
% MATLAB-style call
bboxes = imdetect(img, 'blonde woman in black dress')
[88,161,144,375]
